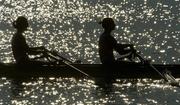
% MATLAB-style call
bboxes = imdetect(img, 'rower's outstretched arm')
[26,46,52,61]
[115,44,136,55]
[28,46,46,54]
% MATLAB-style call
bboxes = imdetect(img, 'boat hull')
[0,63,180,79]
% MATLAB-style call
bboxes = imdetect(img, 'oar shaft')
[135,53,176,82]
[46,51,92,78]
[48,50,73,63]
[148,63,168,81]
[62,61,90,77]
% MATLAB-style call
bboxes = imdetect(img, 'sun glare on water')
[0,0,179,64]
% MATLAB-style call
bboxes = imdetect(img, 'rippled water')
[0,0,179,64]
[0,77,180,105]
[0,0,180,104]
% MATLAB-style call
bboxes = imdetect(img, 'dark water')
[0,77,180,105]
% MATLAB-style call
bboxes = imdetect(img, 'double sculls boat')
[0,62,179,79]
[1,50,179,87]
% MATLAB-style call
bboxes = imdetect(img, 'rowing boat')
[0,62,179,79]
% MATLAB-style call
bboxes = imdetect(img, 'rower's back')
[98,18,117,65]
[11,16,30,64]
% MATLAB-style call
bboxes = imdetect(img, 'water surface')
[0,0,179,64]
[0,77,180,105]
[0,0,179,104]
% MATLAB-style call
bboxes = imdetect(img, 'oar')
[135,53,179,87]
[46,50,94,79]
[49,50,73,64]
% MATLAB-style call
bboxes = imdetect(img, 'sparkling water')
[0,77,180,105]
[0,0,179,104]
[0,0,179,64]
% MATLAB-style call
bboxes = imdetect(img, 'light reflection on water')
[0,0,179,64]
[0,0,179,104]
[0,77,180,105]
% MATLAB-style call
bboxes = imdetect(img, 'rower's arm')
[120,44,134,49]
[115,44,135,55]
[27,46,47,55]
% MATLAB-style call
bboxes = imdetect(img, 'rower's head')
[99,18,116,31]
[13,16,29,32]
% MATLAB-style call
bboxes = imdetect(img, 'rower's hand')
[51,50,59,56]
[37,46,50,56]
[129,44,134,49]
[39,46,50,52]
[129,45,136,53]
[39,46,46,50]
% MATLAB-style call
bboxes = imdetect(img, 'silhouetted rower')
[99,18,136,65]
[11,16,52,65]
[97,18,138,87]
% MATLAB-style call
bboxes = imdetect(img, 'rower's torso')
[11,33,29,63]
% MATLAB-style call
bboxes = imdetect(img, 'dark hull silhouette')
[0,63,180,79]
